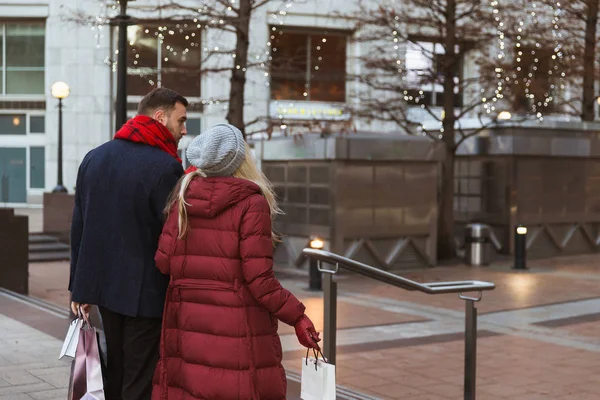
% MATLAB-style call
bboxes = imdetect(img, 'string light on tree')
[549,0,566,116]
[512,2,566,121]
[483,0,508,115]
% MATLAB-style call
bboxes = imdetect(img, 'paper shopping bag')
[68,321,105,400]
[301,356,336,400]
[60,318,83,360]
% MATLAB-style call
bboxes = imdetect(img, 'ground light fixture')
[308,237,324,290]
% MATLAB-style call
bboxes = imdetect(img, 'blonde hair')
[164,144,282,242]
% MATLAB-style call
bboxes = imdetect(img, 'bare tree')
[539,0,599,121]
[350,0,513,260]
[70,0,295,138]
[580,0,599,120]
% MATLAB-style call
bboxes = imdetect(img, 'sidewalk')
[9,254,600,399]
[0,298,69,400]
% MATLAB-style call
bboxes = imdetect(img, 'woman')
[152,124,321,400]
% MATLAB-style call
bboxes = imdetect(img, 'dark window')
[0,114,26,134]
[126,22,201,97]
[30,146,45,188]
[186,118,201,136]
[30,115,44,133]
[270,28,347,102]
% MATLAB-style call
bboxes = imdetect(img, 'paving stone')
[37,372,69,389]
[0,394,34,400]
[28,366,70,378]
[0,372,41,386]
[0,382,55,396]
[28,388,68,400]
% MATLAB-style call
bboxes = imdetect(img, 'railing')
[302,248,496,400]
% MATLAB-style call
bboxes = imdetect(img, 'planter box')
[43,192,75,239]
[0,208,28,294]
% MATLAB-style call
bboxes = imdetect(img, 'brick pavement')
[3,253,600,399]
[561,319,600,338]
[28,262,70,310]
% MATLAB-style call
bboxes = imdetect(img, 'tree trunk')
[438,147,456,260]
[582,0,599,121]
[226,0,251,138]
[438,0,458,260]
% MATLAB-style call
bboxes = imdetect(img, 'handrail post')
[308,259,322,291]
[464,298,477,400]
[323,272,337,365]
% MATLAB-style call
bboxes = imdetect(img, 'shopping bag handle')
[78,305,92,328]
[305,348,327,371]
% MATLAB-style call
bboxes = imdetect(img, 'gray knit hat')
[186,124,246,176]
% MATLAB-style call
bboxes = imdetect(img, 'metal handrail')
[303,248,496,294]
[302,248,495,400]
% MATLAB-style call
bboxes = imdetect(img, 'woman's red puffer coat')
[151,176,305,400]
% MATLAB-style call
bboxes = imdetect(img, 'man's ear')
[153,109,166,124]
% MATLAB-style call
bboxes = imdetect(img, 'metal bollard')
[308,238,324,291]
[513,225,527,270]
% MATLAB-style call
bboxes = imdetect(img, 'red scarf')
[185,165,197,174]
[114,115,181,163]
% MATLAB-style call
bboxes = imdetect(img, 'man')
[69,88,188,399]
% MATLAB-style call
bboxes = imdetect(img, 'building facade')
[0,0,584,205]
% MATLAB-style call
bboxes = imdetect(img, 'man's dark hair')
[137,87,189,116]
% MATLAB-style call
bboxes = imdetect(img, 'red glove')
[294,315,321,350]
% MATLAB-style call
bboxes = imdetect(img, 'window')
[0,114,26,134]
[30,146,45,189]
[454,159,482,216]
[186,117,201,136]
[510,47,555,113]
[126,22,202,97]
[30,115,44,133]
[405,41,463,107]
[270,28,347,102]
[0,22,45,95]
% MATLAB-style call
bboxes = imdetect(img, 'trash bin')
[464,223,491,266]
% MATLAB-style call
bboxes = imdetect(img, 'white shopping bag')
[301,351,336,400]
[59,318,83,360]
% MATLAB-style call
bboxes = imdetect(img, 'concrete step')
[28,234,70,263]
[29,242,70,253]
[29,251,71,263]
[28,234,60,244]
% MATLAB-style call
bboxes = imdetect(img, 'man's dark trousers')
[99,307,162,400]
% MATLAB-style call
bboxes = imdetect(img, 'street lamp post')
[51,81,70,194]
[115,0,133,129]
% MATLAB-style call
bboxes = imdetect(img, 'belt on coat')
[159,278,259,400]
